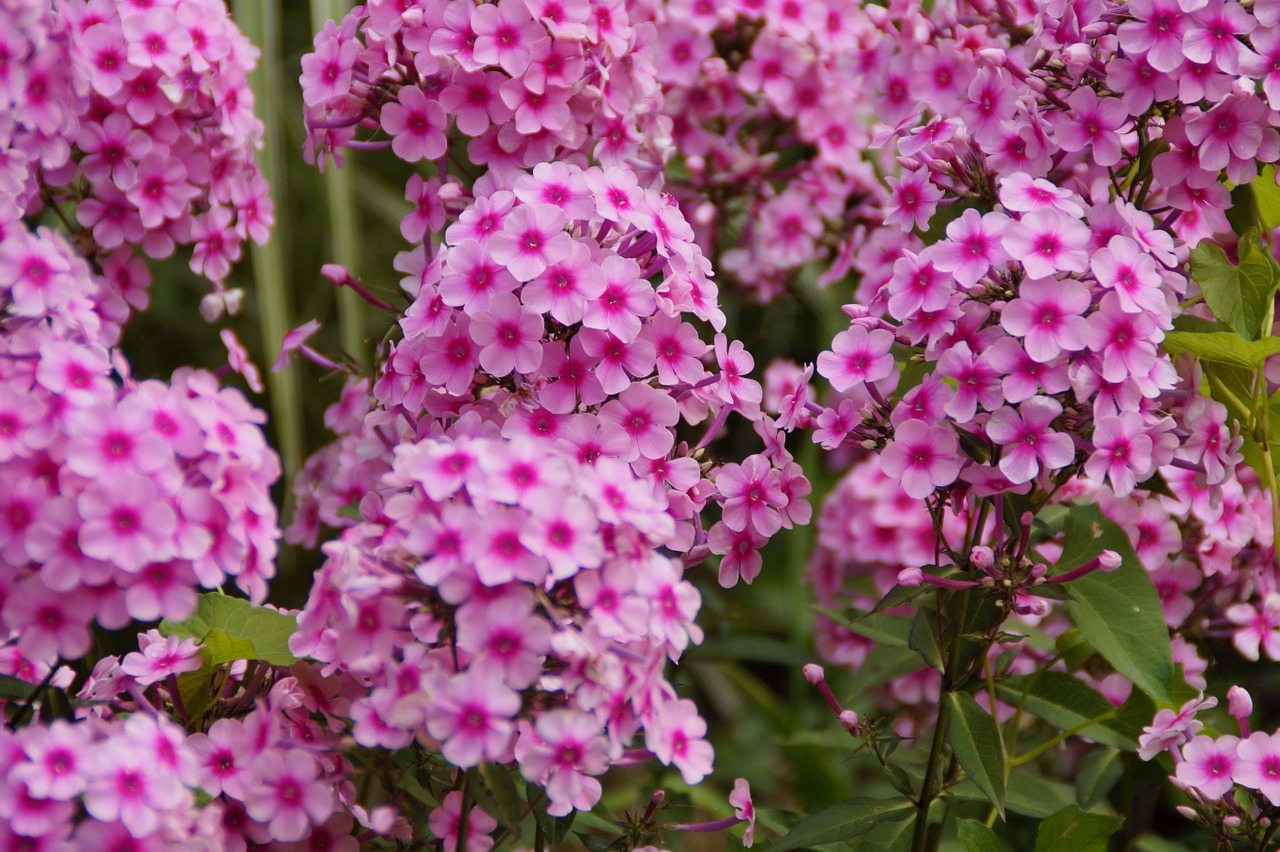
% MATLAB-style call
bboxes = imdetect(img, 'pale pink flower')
[985,396,1075,485]
[1176,735,1240,800]
[880,420,962,498]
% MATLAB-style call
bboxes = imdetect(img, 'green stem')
[1007,710,1118,767]
[912,697,952,852]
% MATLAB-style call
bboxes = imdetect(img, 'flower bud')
[977,48,1007,66]
[970,546,995,570]
[839,710,860,731]
[897,567,924,587]
[803,664,826,685]
[1175,806,1198,821]
[1228,685,1253,721]
[1098,550,1122,572]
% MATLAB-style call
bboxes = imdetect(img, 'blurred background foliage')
[114,1,1280,848]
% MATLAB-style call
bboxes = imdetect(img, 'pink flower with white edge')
[1001,211,1090,278]
[884,168,942,232]
[598,382,680,462]
[428,791,497,852]
[716,456,787,537]
[932,209,1011,289]
[246,750,335,842]
[424,668,521,768]
[1176,735,1240,800]
[515,709,611,816]
[999,277,1091,363]
[11,720,90,801]
[816,326,894,392]
[488,204,572,282]
[985,396,1075,485]
[380,86,448,163]
[183,717,252,799]
[1235,731,1280,805]
[1084,412,1155,497]
[120,630,203,686]
[880,419,962,499]
[646,698,714,785]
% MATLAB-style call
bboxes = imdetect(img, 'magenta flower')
[120,630,203,686]
[999,277,1091,363]
[1176,735,1240,800]
[1051,88,1128,167]
[521,242,605,325]
[11,720,90,801]
[1183,0,1257,74]
[985,396,1075,485]
[1185,94,1267,171]
[520,495,604,579]
[1091,235,1166,316]
[1235,732,1280,805]
[880,420,963,499]
[381,86,448,163]
[1001,211,1091,278]
[429,791,498,852]
[84,739,189,837]
[471,0,542,75]
[246,750,335,842]
[488,204,572,282]
[598,382,680,462]
[816,326,894,392]
[183,717,252,799]
[471,292,545,377]
[932,210,1011,289]
[438,70,511,136]
[456,592,551,689]
[887,250,953,320]
[884,169,942,232]
[76,472,177,572]
[1118,0,1189,72]
[646,698,714,785]
[515,709,611,816]
[1085,412,1155,497]
[716,456,787,536]
[424,669,521,768]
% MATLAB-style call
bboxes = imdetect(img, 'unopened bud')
[1175,806,1198,821]
[803,664,826,685]
[970,546,995,570]
[1098,550,1122,572]
[1228,685,1253,725]
[1224,816,1242,829]
[1030,563,1047,580]
[839,710,860,731]
[898,567,924,587]
[977,48,1007,66]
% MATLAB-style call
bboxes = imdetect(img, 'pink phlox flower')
[463,504,548,586]
[522,241,606,325]
[1176,734,1241,800]
[520,493,604,579]
[424,668,521,768]
[471,0,543,75]
[1090,235,1168,317]
[581,253,654,343]
[708,521,767,588]
[515,709,611,816]
[439,70,512,136]
[1050,88,1128,167]
[300,32,361,107]
[639,312,708,387]
[77,471,178,572]
[1138,695,1217,760]
[645,697,713,785]
[713,333,762,413]
[932,209,1012,289]
[121,8,194,77]
[420,316,481,396]
[514,162,593,219]
[273,318,322,373]
[816,325,894,392]
[936,341,1003,423]
[488,203,572,282]
[634,553,703,656]
[429,791,498,852]
[246,749,335,842]
[1234,731,1280,805]
[456,590,551,689]
[1184,94,1267,172]
[880,419,963,499]
[1118,0,1190,72]
[999,276,1091,362]
[960,67,1018,143]
[381,86,448,163]
[598,381,680,462]
[1179,396,1242,485]
[731,777,756,847]
[997,174,1086,219]
[1086,293,1161,383]
[220,328,264,393]
[577,328,657,394]
[84,731,191,837]
[985,396,1075,485]
[716,455,787,537]
[884,168,942,232]
[439,239,519,313]
[538,337,606,413]
[1226,593,1280,661]
[12,720,91,801]
[120,630,203,686]
[1182,0,1257,74]
[812,398,861,450]
[1084,411,1155,496]
[446,189,516,246]
[886,249,953,321]
[1001,211,1091,278]
[471,291,545,376]
[183,717,252,799]
[402,174,449,243]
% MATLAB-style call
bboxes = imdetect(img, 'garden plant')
[4,0,1280,849]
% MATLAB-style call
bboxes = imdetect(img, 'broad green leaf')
[1226,183,1261,237]
[1189,234,1280,341]
[994,673,1136,751]
[0,674,37,701]
[161,593,299,666]
[917,200,987,245]
[840,609,912,648]
[1058,505,1174,703]
[909,606,946,671]
[771,797,915,850]
[202,628,257,666]
[1033,804,1123,852]
[1254,164,1280,231]
[869,582,932,616]
[1162,331,1280,368]
[949,773,1075,819]
[957,818,1003,852]
[945,692,1005,818]
[1170,314,1229,335]
[1076,748,1124,809]
[173,669,215,726]
[1201,360,1257,428]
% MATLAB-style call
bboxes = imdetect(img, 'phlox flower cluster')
[284,153,808,816]
[632,0,893,301]
[300,0,670,181]
[0,218,281,673]
[0,632,388,849]
[0,0,271,318]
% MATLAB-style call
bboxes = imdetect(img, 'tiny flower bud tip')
[839,710,859,731]
[970,545,994,570]
[1098,550,1122,572]
[802,664,825,685]
[1176,806,1198,820]
[898,567,924,587]
[1228,686,1253,719]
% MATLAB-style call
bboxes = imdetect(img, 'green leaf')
[201,628,258,666]
[0,674,37,701]
[771,797,915,850]
[945,692,1005,819]
[869,583,932,616]
[1162,331,1280,368]
[1076,748,1124,809]
[994,673,1136,751]
[1189,233,1280,341]
[173,668,215,723]
[1254,164,1280,231]
[1226,183,1261,238]
[1201,360,1258,427]
[917,200,986,245]
[957,818,1003,852]
[1033,804,1123,852]
[1058,505,1174,703]
[840,609,912,648]
[909,605,946,671]
[161,593,299,666]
